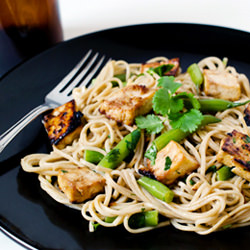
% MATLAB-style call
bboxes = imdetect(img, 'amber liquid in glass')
[0,0,63,75]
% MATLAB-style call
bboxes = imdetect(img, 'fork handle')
[0,103,53,154]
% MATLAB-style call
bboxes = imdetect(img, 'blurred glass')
[0,0,63,76]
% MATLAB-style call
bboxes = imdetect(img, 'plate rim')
[1,22,250,81]
[1,22,250,250]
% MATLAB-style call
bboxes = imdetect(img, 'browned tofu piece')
[58,167,105,203]
[203,69,241,101]
[139,140,199,185]
[141,58,180,76]
[99,84,156,125]
[217,130,250,181]
[43,100,84,149]
[244,103,250,126]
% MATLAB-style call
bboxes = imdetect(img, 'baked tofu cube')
[217,130,250,181]
[43,100,84,149]
[58,167,105,203]
[203,69,241,101]
[99,84,156,125]
[141,58,180,76]
[140,140,199,185]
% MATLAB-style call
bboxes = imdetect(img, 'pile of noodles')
[21,56,250,234]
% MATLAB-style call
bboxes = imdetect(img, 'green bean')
[216,166,234,181]
[153,128,188,152]
[187,63,203,90]
[145,115,220,164]
[128,210,159,228]
[112,73,127,87]
[199,98,250,112]
[98,129,141,169]
[153,115,221,152]
[84,150,104,164]
[114,73,126,82]
[200,114,222,126]
[105,216,117,223]
[128,213,145,228]
[137,176,174,203]
[144,210,159,226]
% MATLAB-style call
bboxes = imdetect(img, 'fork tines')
[52,50,108,100]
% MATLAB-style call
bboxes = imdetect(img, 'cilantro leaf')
[152,76,203,134]
[153,89,184,116]
[145,144,157,165]
[157,76,182,94]
[175,92,201,110]
[164,156,172,170]
[153,76,183,116]
[135,114,164,134]
[152,88,172,116]
[170,96,184,114]
[150,64,174,76]
[170,109,203,133]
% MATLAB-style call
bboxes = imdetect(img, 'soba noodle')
[21,56,250,234]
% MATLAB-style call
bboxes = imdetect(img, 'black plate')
[1,23,250,250]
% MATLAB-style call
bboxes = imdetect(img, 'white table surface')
[2,0,250,249]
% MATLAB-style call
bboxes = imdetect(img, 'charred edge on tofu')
[43,100,84,146]
[138,168,157,180]
[234,159,250,171]
[52,111,83,145]
[222,130,250,171]
[222,136,241,155]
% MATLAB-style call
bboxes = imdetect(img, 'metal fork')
[0,49,108,153]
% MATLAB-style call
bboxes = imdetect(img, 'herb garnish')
[206,165,217,174]
[164,156,172,170]
[152,76,203,133]
[148,64,174,76]
[135,114,164,134]
[145,144,157,165]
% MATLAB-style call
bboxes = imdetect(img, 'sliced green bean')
[217,166,234,181]
[153,128,188,152]
[145,115,220,164]
[144,210,159,226]
[137,176,174,203]
[153,115,220,152]
[105,216,117,223]
[128,213,145,228]
[187,63,203,89]
[200,114,221,126]
[84,150,104,164]
[112,73,127,87]
[114,73,126,82]
[98,129,141,169]
[128,210,159,228]
[199,98,250,112]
